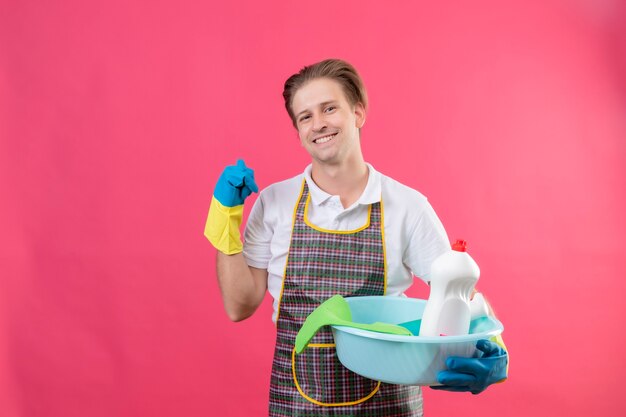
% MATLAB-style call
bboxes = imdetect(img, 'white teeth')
[314,134,336,144]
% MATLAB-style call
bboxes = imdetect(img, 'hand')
[214,159,259,207]
[205,159,259,254]
[431,339,508,395]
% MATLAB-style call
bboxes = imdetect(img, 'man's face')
[291,78,365,166]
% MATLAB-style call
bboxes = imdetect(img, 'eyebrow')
[295,101,339,118]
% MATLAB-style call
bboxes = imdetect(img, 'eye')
[299,115,311,122]
[325,106,336,112]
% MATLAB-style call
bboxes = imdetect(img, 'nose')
[312,113,327,132]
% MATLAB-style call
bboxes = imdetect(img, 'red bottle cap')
[452,239,468,252]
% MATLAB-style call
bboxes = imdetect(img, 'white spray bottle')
[419,239,480,336]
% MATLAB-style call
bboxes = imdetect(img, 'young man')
[205,59,507,416]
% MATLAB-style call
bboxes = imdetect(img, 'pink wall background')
[2,0,625,416]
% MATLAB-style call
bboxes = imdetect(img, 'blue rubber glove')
[431,339,508,395]
[214,159,259,207]
[204,159,258,254]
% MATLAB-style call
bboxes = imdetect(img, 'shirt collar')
[303,163,382,207]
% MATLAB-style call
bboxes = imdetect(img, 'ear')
[354,102,366,129]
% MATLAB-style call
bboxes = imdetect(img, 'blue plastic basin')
[331,296,504,386]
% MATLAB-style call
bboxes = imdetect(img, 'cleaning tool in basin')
[398,292,490,335]
[419,239,480,336]
[295,295,412,354]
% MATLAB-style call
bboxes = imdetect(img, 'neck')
[310,155,369,208]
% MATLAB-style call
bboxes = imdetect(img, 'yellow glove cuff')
[490,333,509,381]
[204,196,244,255]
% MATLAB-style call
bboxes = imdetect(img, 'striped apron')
[269,180,423,416]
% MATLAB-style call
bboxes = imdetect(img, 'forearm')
[216,251,267,322]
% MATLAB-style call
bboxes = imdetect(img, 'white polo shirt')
[243,164,450,323]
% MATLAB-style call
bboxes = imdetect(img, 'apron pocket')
[291,344,381,407]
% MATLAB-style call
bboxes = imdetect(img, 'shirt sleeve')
[242,193,273,269]
[403,200,450,283]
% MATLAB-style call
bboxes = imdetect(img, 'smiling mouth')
[313,133,337,144]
